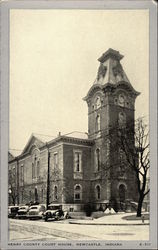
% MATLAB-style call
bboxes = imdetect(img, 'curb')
[69,221,150,226]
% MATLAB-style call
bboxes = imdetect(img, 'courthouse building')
[8,48,140,211]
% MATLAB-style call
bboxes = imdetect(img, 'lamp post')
[46,144,50,210]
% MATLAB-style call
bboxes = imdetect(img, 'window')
[41,189,44,201]
[37,160,40,177]
[29,190,32,200]
[32,163,35,179]
[12,166,16,177]
[96,148,100,171]
[74,184,82,201]
[119,164,125,176]
[54,186,58,200]
[74,152,82,172]
[54,153,58,167]
[96,114,101,131]
[96,185,101,200]
[20,164,24,185]
[21,191,24,203]
[9,169,12,182]
[118,112,126,128]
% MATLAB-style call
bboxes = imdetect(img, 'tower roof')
[98,48,124,63]
[84,48,140,101]
[94,48,131,86]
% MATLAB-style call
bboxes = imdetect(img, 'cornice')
[83,81,140,102]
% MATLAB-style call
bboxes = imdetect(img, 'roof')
[33,133,56,143]
[8,151,15,160]
[98,48,124,63]
[63,131,88,140]
[9,131,92,161]
[84,48,140,100]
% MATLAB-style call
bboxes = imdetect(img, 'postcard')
[0,0,157,249]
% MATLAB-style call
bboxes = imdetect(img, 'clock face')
[118,94,125,106]
[95,96,101,109]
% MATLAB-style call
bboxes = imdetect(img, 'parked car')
[27,204,46,219]
[8,206,19,218]
[16,205,30,219]
[44,204,69,221]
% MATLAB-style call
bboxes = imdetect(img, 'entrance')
[119,184,126,210]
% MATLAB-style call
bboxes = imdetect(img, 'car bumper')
[16,214,28,219]
[8,214,17,218]
[28,215,43,219]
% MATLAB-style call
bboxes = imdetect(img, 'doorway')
[119,184,126,210]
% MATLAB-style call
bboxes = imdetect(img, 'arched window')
[96,185,101,200]
[20,164,24,185]
[34,186,38,202]
[74,184,82,201]
[118,112,126,128]
[37,160,40,177]
[96,114,101,131]
[96,148,100,171]
[74,151,82,172]
[32,163,35,179]
[119,164,125,176]
[54,186,58,200]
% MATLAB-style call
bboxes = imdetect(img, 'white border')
[0,1,157,249]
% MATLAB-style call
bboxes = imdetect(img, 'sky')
[10,9,149,155]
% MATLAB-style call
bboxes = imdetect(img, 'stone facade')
[8,49,140,211]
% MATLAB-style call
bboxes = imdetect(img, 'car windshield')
[19,207,27,210]
[48,206,60,210]
[30,206,38,209]
[11,207,18,212]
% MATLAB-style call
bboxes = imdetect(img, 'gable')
[22,134,45,155]
[8,152,15,161]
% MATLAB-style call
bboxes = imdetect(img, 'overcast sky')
[10,9,149,155]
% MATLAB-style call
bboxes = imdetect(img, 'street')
[9,218,149,241]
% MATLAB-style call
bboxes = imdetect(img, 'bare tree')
[8,168,18,205]
[111,117,150,217]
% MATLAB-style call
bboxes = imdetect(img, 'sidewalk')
[69,212,150,226]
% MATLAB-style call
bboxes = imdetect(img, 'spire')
[83,49,140,101]
[95,48,130,85]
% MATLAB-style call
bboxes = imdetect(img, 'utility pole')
[46,145,50,210]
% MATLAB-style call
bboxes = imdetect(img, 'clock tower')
[84,49,140,209]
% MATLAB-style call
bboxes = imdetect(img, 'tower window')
[54,153,58,167]
[74,151,82,172]
[118,112,126,128]
[96,114,101,132]
[74,184,82,201]
[96,148,101,171]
